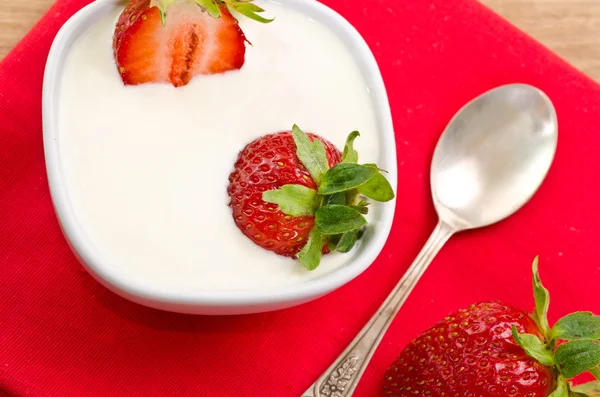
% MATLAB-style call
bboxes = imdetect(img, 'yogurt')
[59,1,381,291]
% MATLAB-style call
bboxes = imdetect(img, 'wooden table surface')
[1,0,599,81]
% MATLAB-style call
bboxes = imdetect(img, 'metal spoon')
[302,83,558,397]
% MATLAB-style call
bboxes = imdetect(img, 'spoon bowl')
[432,84,558,230]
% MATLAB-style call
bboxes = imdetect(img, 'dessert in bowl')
[43,0,397,315]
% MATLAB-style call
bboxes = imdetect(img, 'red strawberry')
[383,260,600,397]
[227,130,342,257]
[227,125,395,270]
[113,0,271,87]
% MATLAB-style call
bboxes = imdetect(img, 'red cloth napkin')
[2,0,600,395]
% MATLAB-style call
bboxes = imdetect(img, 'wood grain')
[0,0,56,58]
[0,0,599,81]
[482,0,600,80]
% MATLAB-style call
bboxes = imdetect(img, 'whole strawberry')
[113,0,272,87]
[383,259,600,397]
[383,302,554,396]
[227,125,395,270]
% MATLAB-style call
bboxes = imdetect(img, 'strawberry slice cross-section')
[113,0,271,87]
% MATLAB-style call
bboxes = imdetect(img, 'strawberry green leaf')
[262,185,319,217]
[355,199,370,210]
[224,0,274,23]
[236,2,268,15]
[297,228,326,270]
[364,163,389,173]
[342,131,360,163]
[550,312,600,342]
[555,339,600,379]
[336,229,360,253]
[315,205,367,235]
[512,326,555,366]
[157,0,176,10]
[569,390,589,397]
[591,366,600,380]
[319,164,377,195]
[532,257,551,335]
[572,380,600,396]
[325,192,346,206]
[292,125,330,185]
[358,171,395,202]
[351,204,369,215]
[549,377,570,397]
[156,0,177,25]
[196,0,222,18]
[327,234,341,251]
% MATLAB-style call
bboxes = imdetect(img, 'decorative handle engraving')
[301,221,455,397]
[319,355,358,397]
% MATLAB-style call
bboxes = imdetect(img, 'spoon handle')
[301,221,455,397]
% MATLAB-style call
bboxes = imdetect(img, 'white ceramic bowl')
[43,0,397,315]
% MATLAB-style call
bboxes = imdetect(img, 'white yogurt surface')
[59,1,381,291]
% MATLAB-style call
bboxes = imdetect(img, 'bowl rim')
[43,0,397,313]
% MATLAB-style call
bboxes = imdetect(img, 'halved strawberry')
[113,0,270,87]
